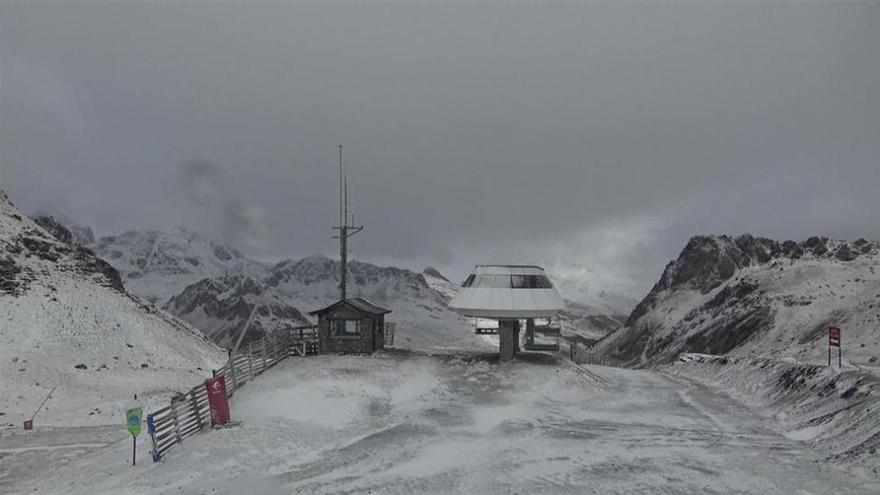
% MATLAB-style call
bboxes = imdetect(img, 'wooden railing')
[146,325,319,462]
[569,342,624,368]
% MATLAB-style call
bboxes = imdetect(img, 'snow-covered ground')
[3,351,877,494]
[669,354,880,474]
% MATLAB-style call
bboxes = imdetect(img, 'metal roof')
[449,265,566,318]
[471,265,549,276]
[309,297,392,316]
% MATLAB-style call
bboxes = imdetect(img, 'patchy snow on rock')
[0,191,226,428]
[599,234,880,367]
[163,273,311,349]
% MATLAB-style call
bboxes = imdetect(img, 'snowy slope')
[670,354,880,472]
[0,190,226,428]
[163,273,311,349]
[91,228,268,305]
[421,266,459,301]
[598,235,880,367]
[266,256,485,351]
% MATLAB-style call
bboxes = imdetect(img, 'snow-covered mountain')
[598,234,880,367]
[163,273,311,349]
[0,190,226,428]
[265,255,483,350]
[90,228,268,305]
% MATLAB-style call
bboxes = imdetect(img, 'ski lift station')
[449,265,566,361]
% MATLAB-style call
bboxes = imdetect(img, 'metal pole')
[132,436,136,466]
[231,303,261,356]
[339,145,347,301]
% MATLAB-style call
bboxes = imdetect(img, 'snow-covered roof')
[448,265,566,318]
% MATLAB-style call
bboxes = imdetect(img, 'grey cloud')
[179,159,269,250]
[1,3,878,295]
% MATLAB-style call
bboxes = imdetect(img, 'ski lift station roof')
[448,265,566,319]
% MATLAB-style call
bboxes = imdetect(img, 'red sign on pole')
[829,327,841,347]
[828,327,842,367]
[204,376,230,427]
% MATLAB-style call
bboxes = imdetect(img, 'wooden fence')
[146,325,318,462]
[569,342,624,368]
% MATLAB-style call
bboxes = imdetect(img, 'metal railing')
[569,342,624,368]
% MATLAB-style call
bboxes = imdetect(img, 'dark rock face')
[32,215,95,245]
[835,244,858,262]
[164,273,311,349]
[0,257,30,296]
[682,306,774,357]
[33,216,75,245]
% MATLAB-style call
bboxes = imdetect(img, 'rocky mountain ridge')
[163,273,311,349]
[598,234,880,367]
[90,227,268,304]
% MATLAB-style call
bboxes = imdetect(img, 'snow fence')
[146,326,319,462]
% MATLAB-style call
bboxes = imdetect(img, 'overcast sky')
[1,2,878,288]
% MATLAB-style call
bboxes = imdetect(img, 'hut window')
[331,319,360,336]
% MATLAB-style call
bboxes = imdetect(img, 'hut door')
[373,320,382,351]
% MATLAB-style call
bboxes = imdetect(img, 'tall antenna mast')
[332,144,363,300]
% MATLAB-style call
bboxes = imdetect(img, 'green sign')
[126,408,142,437]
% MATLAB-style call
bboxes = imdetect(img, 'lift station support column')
[499,319,520,362]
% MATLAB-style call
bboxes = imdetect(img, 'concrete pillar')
[499,319,516,362]
[525,318,535,346]
[512,320,521,355]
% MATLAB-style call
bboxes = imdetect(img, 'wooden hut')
[309,297,392,354]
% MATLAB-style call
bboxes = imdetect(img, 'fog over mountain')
[2,3,878,296]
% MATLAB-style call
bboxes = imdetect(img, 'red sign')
[204,376,230,427]
[23,419,33,431]
[829,327,841,347]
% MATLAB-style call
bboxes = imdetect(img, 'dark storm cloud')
[1,2,878,289]
[179,159,269,249]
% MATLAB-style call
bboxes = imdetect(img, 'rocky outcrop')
[33,215,94,246]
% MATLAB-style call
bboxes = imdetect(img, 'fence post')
[190,390,203,431]
[171,395,183,445]
[147,414,162,463]
[228,352,237,395]
[248,341,255,380]
[261,335,267,371]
